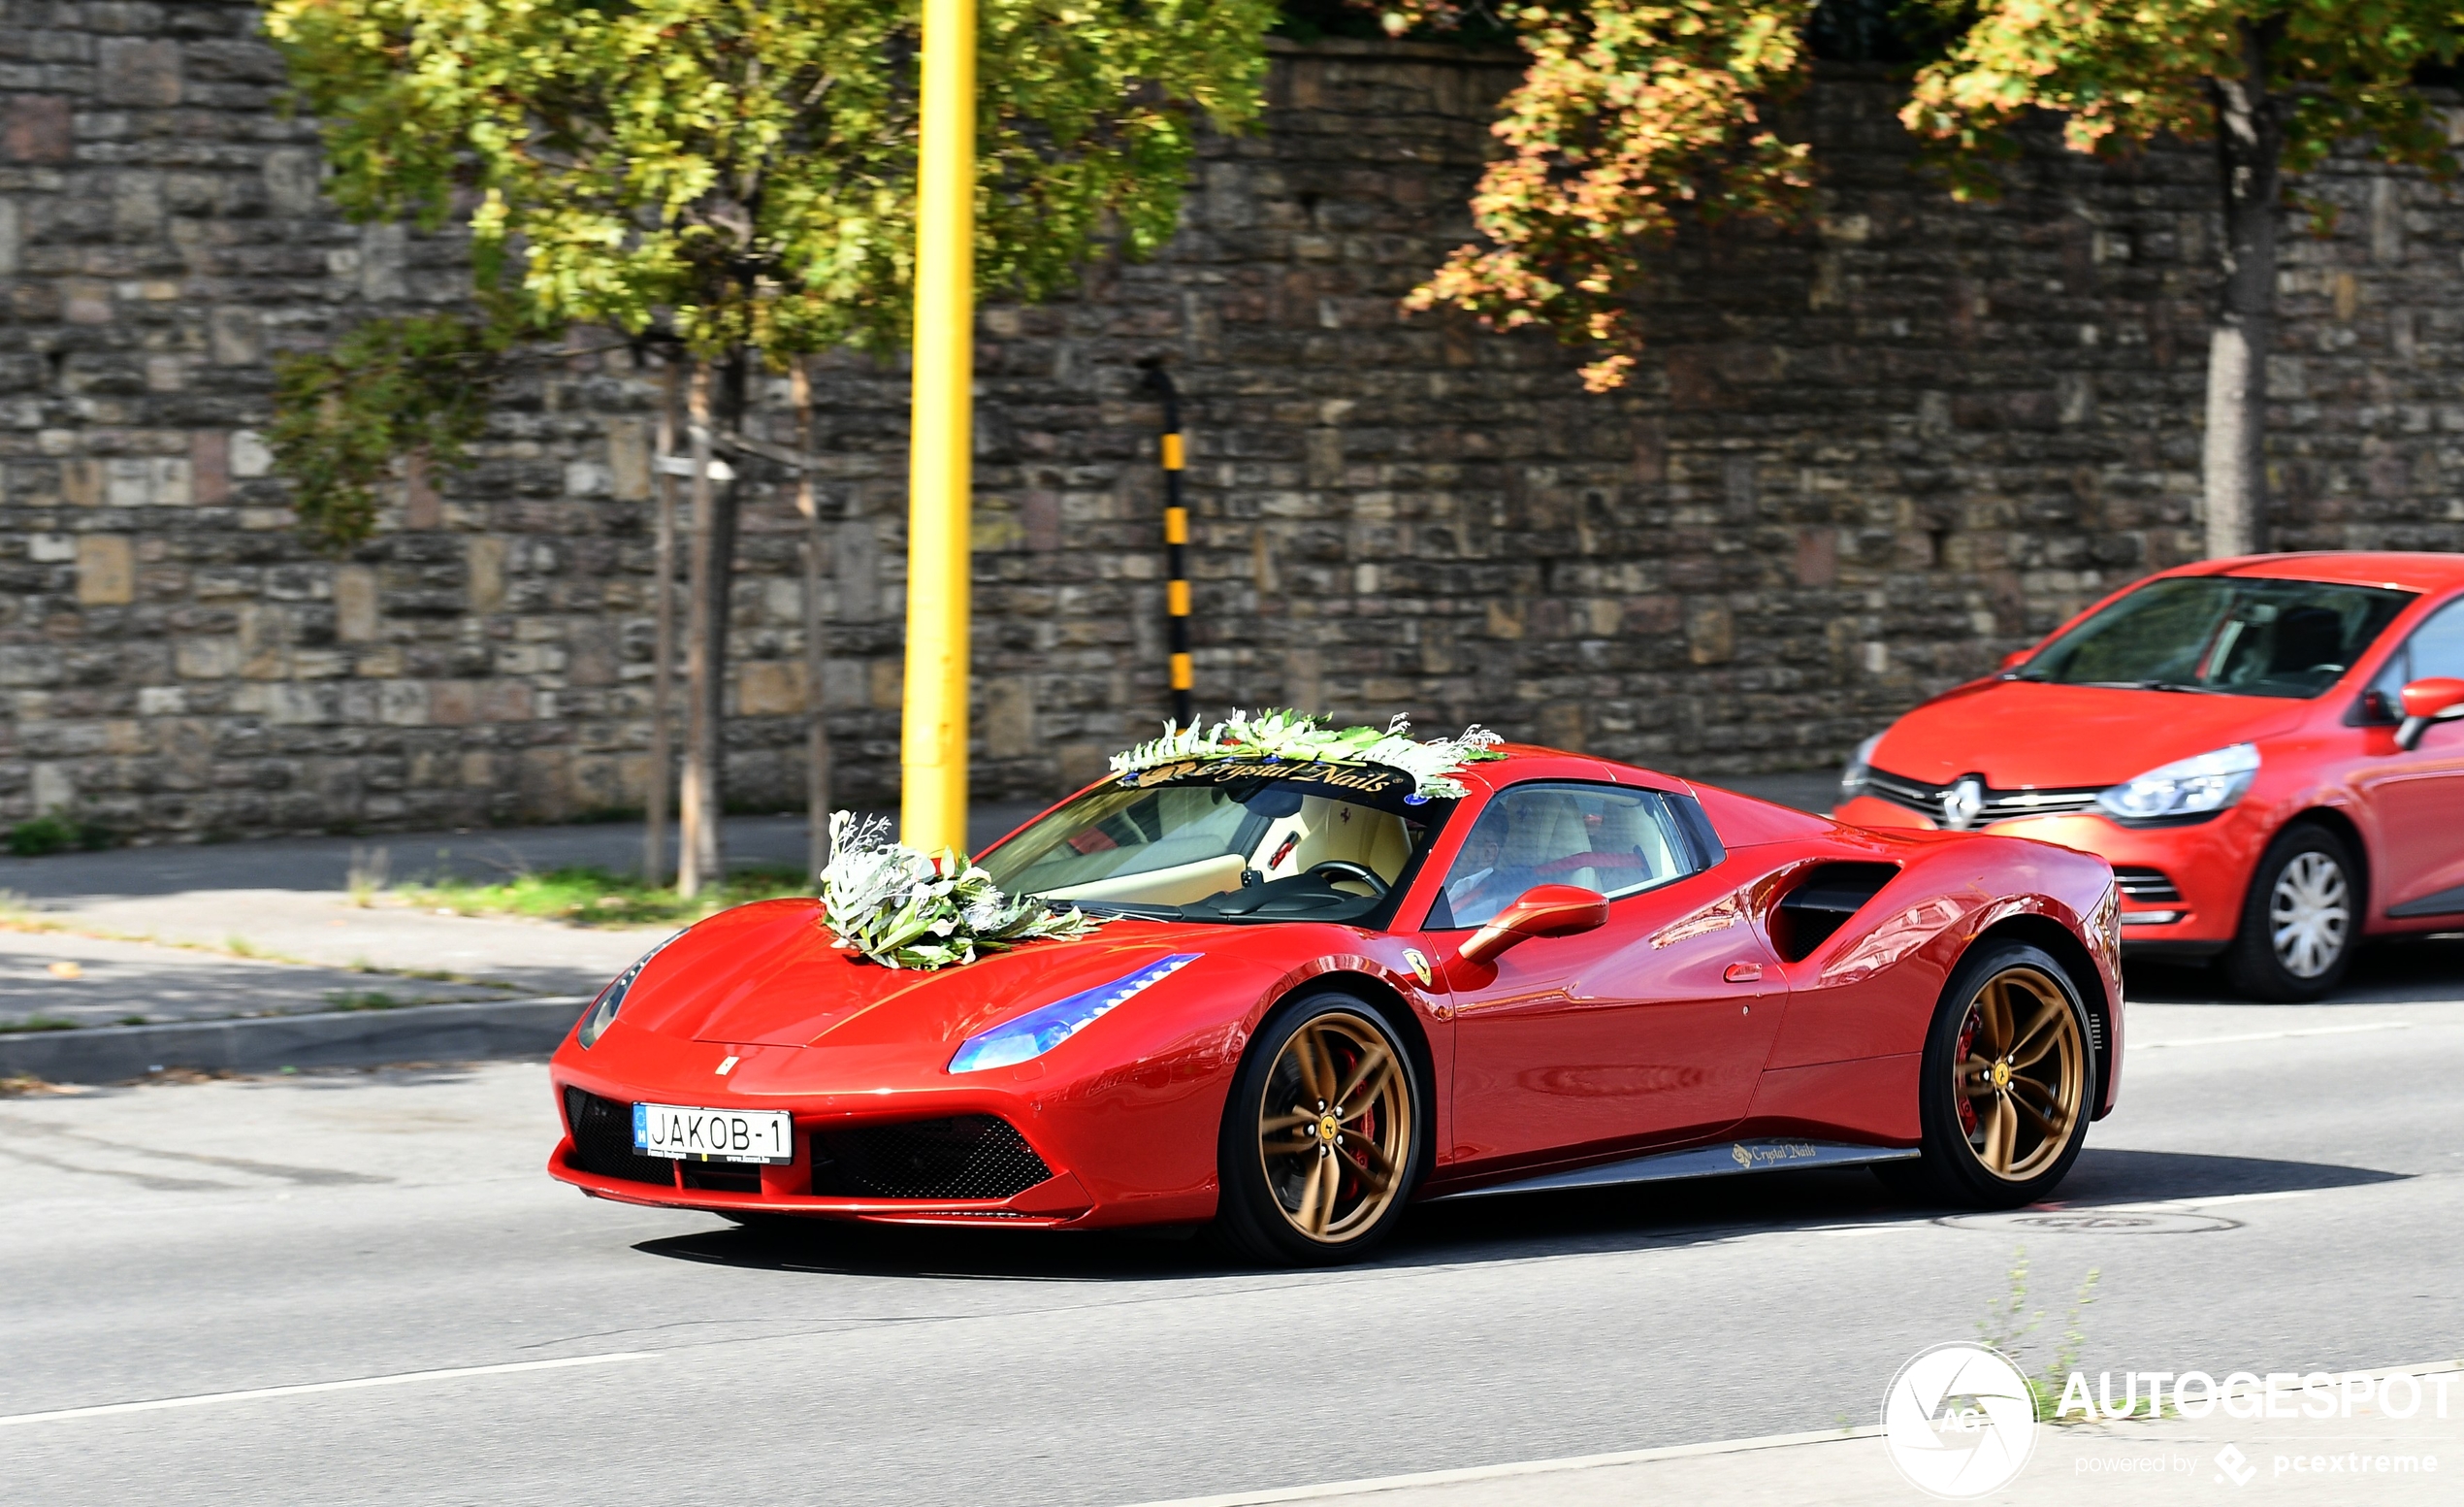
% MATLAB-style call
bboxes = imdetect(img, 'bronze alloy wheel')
[1255,1010,1413,1243]
[1952,964,2087,1182]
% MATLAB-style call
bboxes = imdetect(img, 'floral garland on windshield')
[818,811,1102,970]
[1109,709,1506,801]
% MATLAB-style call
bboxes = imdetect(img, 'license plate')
[632,1103,794,1164]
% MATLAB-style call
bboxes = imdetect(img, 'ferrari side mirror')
[1999,648,2032,672]
[2395,676,2464,750]
[1458,884,1608,966]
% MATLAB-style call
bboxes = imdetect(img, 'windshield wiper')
[1062,900,1183,920]
[2130,679,2227,695]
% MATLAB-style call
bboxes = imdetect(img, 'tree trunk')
[677,355,745,898]
[643,358,679,886]
[2202,19,2286,560]
[793,357,833,884]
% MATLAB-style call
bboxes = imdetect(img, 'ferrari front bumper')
[546,1018,1228,1229]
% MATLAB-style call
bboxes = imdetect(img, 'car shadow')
[2127,934,2464,1005]
[627,1144,2403,1283]
[2036,1146,2407,1205]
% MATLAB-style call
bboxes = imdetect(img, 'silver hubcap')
[2269,852,2349,979]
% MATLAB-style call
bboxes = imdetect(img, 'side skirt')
[1423,1138,1918,1203]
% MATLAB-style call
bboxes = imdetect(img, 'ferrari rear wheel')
[1879,940,2094,1209]
[1213,992,1423,1265]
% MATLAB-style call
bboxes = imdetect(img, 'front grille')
[564,1089,677,1188]
[812,1116,1054,1201]
[681,1163,763,1193]
[1864,768,2103,826]
[2114,867,2184,903]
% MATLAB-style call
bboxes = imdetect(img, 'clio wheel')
[1877,940,2094,1209]
[1213,992,1423,1266]
[2221,824,2358,1001]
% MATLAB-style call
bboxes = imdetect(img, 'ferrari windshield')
[976,760,1449,925]
[2014,576,2413,699]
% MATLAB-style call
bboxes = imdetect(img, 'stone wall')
[6,7,2464,843]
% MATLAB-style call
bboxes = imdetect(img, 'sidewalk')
[0,805,1030,1080]
[1135,1367,2464,1506]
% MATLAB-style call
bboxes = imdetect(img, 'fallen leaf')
[46,961,83,980]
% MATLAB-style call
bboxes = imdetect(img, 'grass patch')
[403,865,813,926]
[1978,1246,2109,1423]
[6,810,114,857]
[0,1015,81,1033]
[324,989,402,1012]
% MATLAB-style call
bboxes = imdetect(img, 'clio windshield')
[976,761,1451,925]
[2014,576,2414,700]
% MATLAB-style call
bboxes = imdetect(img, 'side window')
[1433,783,1702,930]
[2370,598,2464,707]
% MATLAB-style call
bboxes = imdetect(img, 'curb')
[0,996,592,1084]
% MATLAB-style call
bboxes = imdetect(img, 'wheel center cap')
[1991,1061,2012,1089]
[1317,1114,1341,1144]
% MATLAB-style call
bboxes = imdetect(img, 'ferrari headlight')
[948,954,1202,1073]
[575,932,683,1049]
[1839,732,1886,803]
[2096,742,2258,822]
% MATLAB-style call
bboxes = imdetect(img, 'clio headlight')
[948,954,1202,1073]
[575,932,684,1049]
[1839,732,1886,803]
[2096,743,2258,822]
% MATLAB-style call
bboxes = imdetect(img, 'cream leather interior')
[1039,852,1248,905]
[1291,797,1412,892]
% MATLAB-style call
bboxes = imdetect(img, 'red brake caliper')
[1955,1011,1981,1135]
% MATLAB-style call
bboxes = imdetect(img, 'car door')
[2353,595,2464,918]
[1437,782,1785,1168]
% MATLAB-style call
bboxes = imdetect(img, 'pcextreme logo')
[1882,1343,2040,1498]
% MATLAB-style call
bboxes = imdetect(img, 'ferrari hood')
[618,899,1243,1051]
[1874,679,2309,790]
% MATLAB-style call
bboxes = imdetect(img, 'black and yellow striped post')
[1141,361,1195,728]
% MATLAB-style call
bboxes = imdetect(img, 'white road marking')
[0,1351,652,1428]
[1115,1425,1885,1507]
[2134,1021,2412,1049]
[2060,1189,2319,1214]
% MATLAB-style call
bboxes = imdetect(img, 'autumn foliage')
[1387,0,1817,391]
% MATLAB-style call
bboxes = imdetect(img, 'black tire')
[1879,940,2096,1209]
[2220,824,2359,1002]
[1211,991,1426,1266]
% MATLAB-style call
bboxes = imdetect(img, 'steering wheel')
[1306,860,1388,898]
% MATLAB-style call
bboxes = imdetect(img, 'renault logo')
[1940,776,1986,832]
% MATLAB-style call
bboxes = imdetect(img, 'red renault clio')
[1837,552,2464,999]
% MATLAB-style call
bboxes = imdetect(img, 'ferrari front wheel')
[1213,992,1423,1266]
[1880,940,2094,1209]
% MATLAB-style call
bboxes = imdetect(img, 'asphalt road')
[4,943,2461,1507]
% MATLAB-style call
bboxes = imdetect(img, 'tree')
[1905,2,2464,557]
[1383,0,1817,392]
[1390,0,2464,560]
[261,0,1274,891]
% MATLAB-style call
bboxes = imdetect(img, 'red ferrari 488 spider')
[550,738,2122,1264]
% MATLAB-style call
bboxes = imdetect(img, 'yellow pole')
[900,0,976,856]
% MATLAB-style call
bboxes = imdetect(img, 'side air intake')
[1769,863,1899,963]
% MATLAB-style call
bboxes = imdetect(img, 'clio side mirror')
[2396,677,2464,751]
[1999,648,2032,672]
[1458,884,1608,966]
